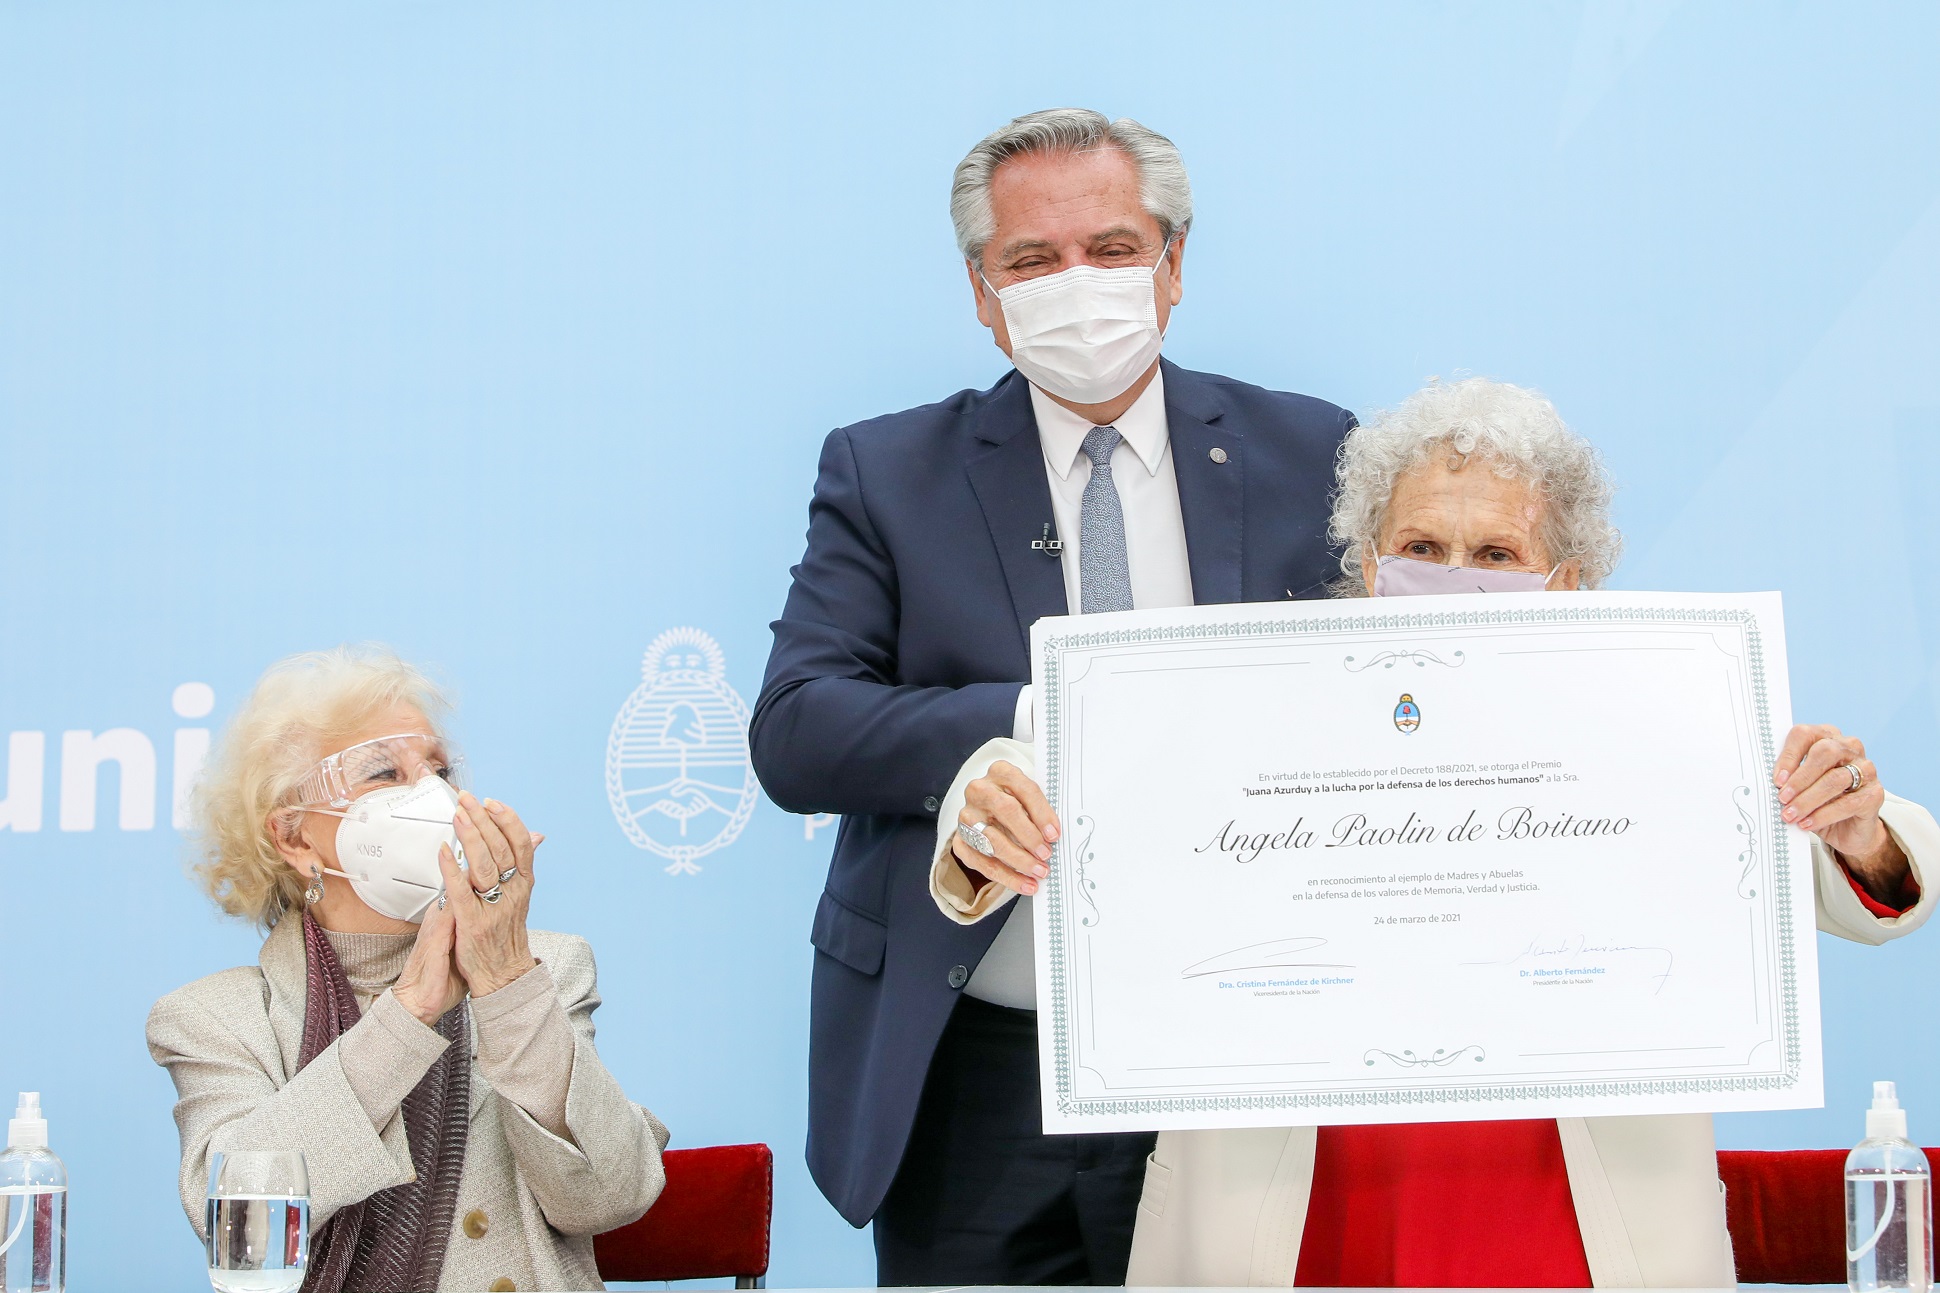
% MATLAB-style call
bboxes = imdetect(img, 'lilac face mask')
[1372,553,1560,597]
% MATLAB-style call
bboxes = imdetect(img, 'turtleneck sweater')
[322,927,575,1141]
[323,929,416,1010]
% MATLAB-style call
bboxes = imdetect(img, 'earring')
[303,866,325,905]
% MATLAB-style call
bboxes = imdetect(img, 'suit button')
[948,964,970,989]
[488,1280,516,1292]
[462,1208,489,1239]
[923,796,940,813]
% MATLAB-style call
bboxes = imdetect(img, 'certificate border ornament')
[1363,1044,1488,1068]
[1035,601,1804,1122]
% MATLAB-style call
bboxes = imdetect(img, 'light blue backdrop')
[2,2,1937,1288]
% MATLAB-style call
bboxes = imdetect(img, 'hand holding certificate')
[1030,590,1824,1132]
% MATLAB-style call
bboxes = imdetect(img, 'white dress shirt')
[1007,372,1195,742]
[967,371,1195,1009]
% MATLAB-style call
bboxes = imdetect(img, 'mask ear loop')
[1365,542,1395,596]
[287,804,373,885]
[271,806,367,897]
[1149,238,1176,341]
[291,800,449,898]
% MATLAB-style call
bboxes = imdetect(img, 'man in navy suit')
[752,108,1354,1285]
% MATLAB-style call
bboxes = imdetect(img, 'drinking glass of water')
[205,1150,309,1293]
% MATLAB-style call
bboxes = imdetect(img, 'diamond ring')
[957,821,997,857]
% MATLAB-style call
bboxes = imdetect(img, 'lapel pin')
[1209,447,1228,464]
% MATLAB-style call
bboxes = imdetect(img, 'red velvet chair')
[1719,1146,1938,1283]
[595,1143,773,1288]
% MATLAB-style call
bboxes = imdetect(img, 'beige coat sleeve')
[496,933,669,1235]
[470,962,575,1139]
[929,737,1037,924]
[145,971,446,1234]
[336,990,454,1125]
[1814,791,1937,943]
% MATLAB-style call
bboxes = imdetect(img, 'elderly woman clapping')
[148,647,666,1293]
[1118,378,1940,1288]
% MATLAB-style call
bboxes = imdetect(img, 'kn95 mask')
[317,775,466,923]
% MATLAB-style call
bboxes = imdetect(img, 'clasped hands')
[393,788,543,1026]
[953,723,1911,906]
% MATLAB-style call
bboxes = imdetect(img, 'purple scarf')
[296,914,471,1293]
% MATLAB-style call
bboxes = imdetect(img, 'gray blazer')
[148,922,667,1292]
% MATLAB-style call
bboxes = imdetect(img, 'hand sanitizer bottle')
[1849,1081,1933,1292]
[0,1093,66,1293]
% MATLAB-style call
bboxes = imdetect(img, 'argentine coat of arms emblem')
[605,628,759,875]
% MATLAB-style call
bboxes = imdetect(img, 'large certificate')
[1030,592,1822,1132]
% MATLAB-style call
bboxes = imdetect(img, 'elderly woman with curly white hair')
[932,377,1940,1287]
[147,646,667,1293]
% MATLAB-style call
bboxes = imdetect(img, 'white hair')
[1328,377,1623,591]
[950,108,1193,268]
[191,645,451,929]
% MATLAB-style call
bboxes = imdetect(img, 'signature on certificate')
[1182,935,1355,980]
[1467,935,1675,994]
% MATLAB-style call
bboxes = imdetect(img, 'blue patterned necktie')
[1079,426,1133,614]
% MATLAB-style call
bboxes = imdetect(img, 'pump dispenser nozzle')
[5,1092,47,1149]
[1867,1079,1910,1142]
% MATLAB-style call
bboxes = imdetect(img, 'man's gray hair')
[950,108,1194,268]
[1328,377,1624,590]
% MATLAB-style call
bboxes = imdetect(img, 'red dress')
[1294,1119,1592,1287]
[1292,865,1911,1287]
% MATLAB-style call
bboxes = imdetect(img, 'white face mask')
[988,244,1172,405]
[314,775,464,923]
[1372,553,1563,597]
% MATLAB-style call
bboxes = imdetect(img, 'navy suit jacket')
[751,361,1353,1227]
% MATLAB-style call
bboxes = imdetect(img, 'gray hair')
[1328,377,1623,591]
[950,108,1194,268]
